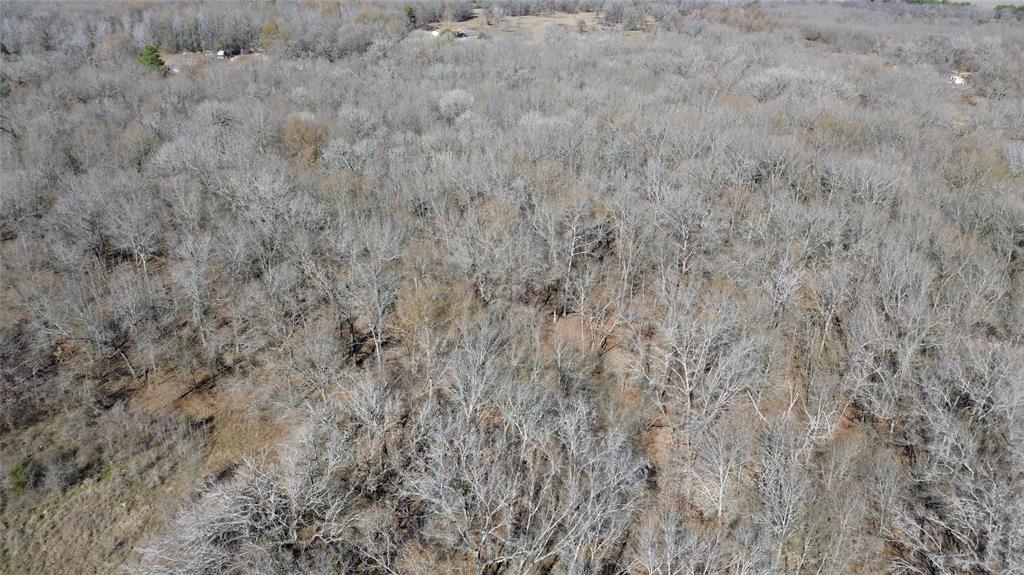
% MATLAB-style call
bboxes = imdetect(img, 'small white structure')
[430,28,471,39]
[950,74,965,85]
[217,49,226,59]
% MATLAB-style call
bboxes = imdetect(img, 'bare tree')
[344,216,406,370]
[627,508,714,575]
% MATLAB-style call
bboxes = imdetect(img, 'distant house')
[216,47,243,59]
[431,28,472,39]
[949,70,971,86]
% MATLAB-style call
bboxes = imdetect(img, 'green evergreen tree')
[138,44,166,69]
[404,5,417,27]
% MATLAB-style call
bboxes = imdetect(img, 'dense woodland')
[1,1,1023,574]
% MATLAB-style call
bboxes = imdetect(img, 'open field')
[2,1,1023,574]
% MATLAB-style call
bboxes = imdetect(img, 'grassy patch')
[994,4,1024,17]
[905,0,972,5]
[8,458,42,492]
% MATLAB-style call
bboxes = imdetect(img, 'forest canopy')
[1,1,1023,574]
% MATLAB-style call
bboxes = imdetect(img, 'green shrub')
[9,466,29,491]
[8,458,42,492]
[994,4,1024,18]
[404,5,417,27]
[138,44,166,69]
